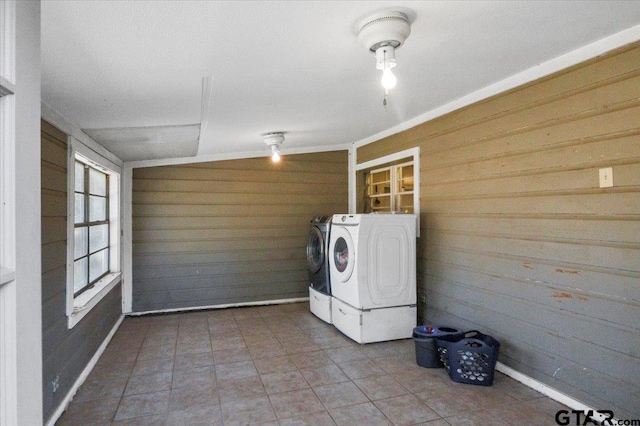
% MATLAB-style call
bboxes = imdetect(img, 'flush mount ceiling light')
[358,11,411,102]
[263,132,285,162]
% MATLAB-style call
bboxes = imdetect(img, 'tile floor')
[56,302,573,425]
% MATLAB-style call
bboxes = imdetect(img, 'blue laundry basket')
[412,325,463,368]
[436,330,500,386]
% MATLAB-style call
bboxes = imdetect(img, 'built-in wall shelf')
[366,161,414,214]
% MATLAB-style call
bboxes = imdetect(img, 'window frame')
[66,137,121,329]
[354,147,420,236]
[73,161,111,297]
[0,1,17,424]
[366,160,415,214]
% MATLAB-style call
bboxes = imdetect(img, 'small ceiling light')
[377,45,397,90]
[263,132,285,163]
[358,11,411,102]
[270,145,280,162]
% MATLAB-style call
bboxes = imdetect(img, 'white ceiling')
[41,1,640,163]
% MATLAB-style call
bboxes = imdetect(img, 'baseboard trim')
[45,314,125,426]
[128,297,310,316]
[495,362,616,424]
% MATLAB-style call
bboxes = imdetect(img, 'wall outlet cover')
[599,167,613,188]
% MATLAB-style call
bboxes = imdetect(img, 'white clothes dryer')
[328,213,417,343]
[329,213,416,310]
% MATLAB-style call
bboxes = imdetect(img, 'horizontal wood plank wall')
[132,151,348,312]
[357,43,640,418]
[41,120,122,423]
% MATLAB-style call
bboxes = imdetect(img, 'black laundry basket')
[436,330,500,385]
[412,325,463,368]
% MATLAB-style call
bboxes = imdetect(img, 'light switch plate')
[599,167,613,188]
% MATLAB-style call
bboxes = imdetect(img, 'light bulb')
[271,150,280,162]
[381,67,397,90]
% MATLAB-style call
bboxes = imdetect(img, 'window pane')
[89,224,109,252]
[75,162,85,192]
[395,194,414,214]
[74,194,85,223]
[74,227,88,259]
[74,258,88,294]
[89,249,109,282]
[89,196,107,221]
[89,168,107,196]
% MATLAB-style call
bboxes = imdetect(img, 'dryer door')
[306,226,325,273]
[329,226,355,283]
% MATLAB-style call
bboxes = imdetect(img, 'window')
[73,161,110,296]
[367,161,414,214]
[67,140,121,329]
[353,147,420,235]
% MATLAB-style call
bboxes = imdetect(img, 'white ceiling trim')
[352,23,640,150]
[124,142,352,170]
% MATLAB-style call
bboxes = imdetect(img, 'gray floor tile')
[212,347,253,364]
[111,414,168,426]
[114,390,171,421]
[336,358,387,380]
[268,388,326,419]
[328,402,392,426]
[312,335,354,350]
[54,304,564,426]
[417,388,479,418]
[216,376,266,403]
[124,371,173,396]
[56,397,120,426]
[169,384,218,411]
[374,394,440,425]
[354,374,409,401]
[442,409,508,425]
[279,410,338,425]
[325,345,369,364]
[172,365,217,390]
[313,381,369,409]
[174,351,214,370]
[131,355,175,377]
[260,370,309,395]
[166,404,223,426]
[299,363,350,387]
[290,350,334,370]
[73,375,128,402]
[247,342,289,359]
[254,355,298,375]
[214,360,258,381]
[220,395,277,425]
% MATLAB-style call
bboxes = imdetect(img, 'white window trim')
[352,146,421,236]
[66,137,121,329]
[0,0,17,424]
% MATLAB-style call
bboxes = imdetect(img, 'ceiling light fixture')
[263,132,285,162]
[358,11,411,103]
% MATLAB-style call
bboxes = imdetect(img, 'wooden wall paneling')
[40,120,123,423]
[357,42,640,418]
[131,150,348,312]
[357,42,640,164]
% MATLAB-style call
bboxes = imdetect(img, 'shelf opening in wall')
[354,147,420,236]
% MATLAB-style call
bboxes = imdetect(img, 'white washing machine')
[329,213,417,343]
